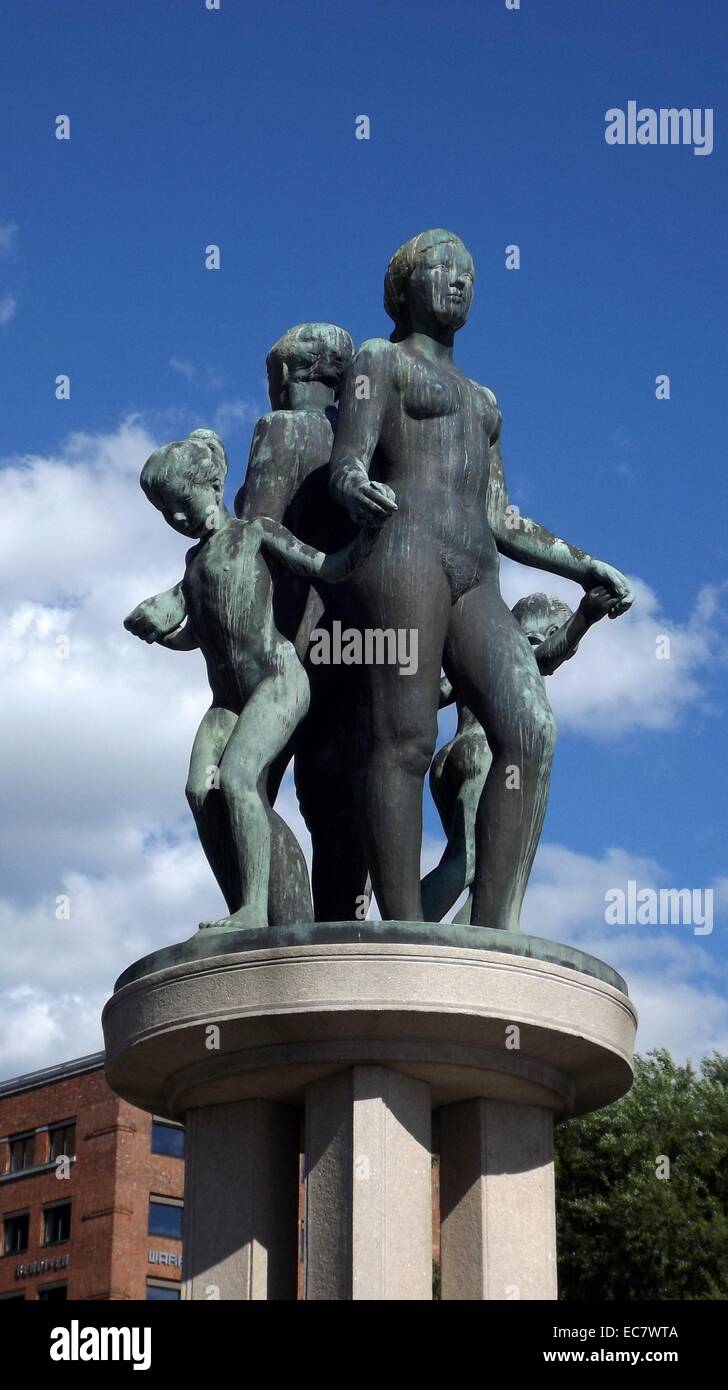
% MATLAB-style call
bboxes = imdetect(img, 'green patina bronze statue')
[421,586,619,925]
[328,228,633,930]
[125,427,391,931]
[127,324,372,924]
[125,230,634,936]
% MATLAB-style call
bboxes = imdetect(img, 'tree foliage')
[555,1049,728,1300]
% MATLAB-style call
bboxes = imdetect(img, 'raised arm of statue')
[486,432,635,617]
[534,585,620,676]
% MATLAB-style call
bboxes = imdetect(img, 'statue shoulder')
[466,379,498,410]
[251,409,296,444]
[351,337,400,386]
[467,380,502,441]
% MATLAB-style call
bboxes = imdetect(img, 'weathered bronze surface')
[125,234,634,934]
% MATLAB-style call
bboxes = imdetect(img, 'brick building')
[0,1053,185,1301]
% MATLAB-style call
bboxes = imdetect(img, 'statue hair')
[140,429,228,498]
[511,593,573,627]
[266,323,354,407]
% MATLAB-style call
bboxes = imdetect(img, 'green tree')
[555,1049,728,1300]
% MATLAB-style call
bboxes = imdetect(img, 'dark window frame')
[146,1278,181,1301]
[148,1196,183,1240]
[42,1200,71,1246]
[3,1210,29,1255]
[48,1123,76,1163]
[151,1120,185,1159]
[8,1132,35,1173]
[38,1283,68,1300]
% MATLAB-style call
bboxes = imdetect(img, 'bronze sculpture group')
[125,230,634,933]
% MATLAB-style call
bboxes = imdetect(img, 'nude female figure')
[329,229,634,929]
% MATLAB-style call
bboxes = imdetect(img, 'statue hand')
[578,585,622,625]
[339,470,398,527]
[124,600,171,643]
[582,561,635,618]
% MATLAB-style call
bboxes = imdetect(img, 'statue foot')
[198,906,267,931]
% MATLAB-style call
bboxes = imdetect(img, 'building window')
[38,1284,68,1301]
[151,1120,184,1159]
[146,1279,181,1301]
[0,1292,25,1301]
[3,1211,29,1255]
[43,1201,71,1245]
[48,1124,75,1162]
[148,1196,183,1240]
[8,1133,34,1173]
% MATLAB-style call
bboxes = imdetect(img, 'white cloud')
[0,293,16,325]
[523,843,728,1064]
[500,560,726,736]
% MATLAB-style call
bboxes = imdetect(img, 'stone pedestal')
[183,1100,299,1301]
[439,1098,556,1300]
[102,922,637,1301]
[305,1065,432,1300]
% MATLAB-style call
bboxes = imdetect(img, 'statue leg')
[355,572,451,922]
[205,659,311,930]
[294,673,369,921]
[186,705,240,911]
[421,729,492,922]
[266,807,314,925]
[445,584,557,932]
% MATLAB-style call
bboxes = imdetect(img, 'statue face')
[519,614,562,648]
[404,238,474,334]
[152,476,219,538]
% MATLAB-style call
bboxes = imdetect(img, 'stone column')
[439,1098,557,1301]
[182,1099,300,1301]
[304,1065,432,1300]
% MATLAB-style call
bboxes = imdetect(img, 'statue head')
[266,323,355,409]
[140,429,228,538]
[384,230,475,343]
[512,593,574,650]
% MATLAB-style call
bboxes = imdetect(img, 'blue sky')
[1,0,726,1075]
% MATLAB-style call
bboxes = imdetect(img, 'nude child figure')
[421,586,619,924]
[124,428,392,931]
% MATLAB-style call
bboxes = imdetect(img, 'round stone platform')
[102,922,637,1300]
[103,921,636,1122]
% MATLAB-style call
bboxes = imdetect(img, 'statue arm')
[534,612,589,676]
[156,621,200,652]
[486,430,635,617]
[536,586,622,676]
[124,582,187,642]
[329,342,399,525]
[259,514,390,584]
